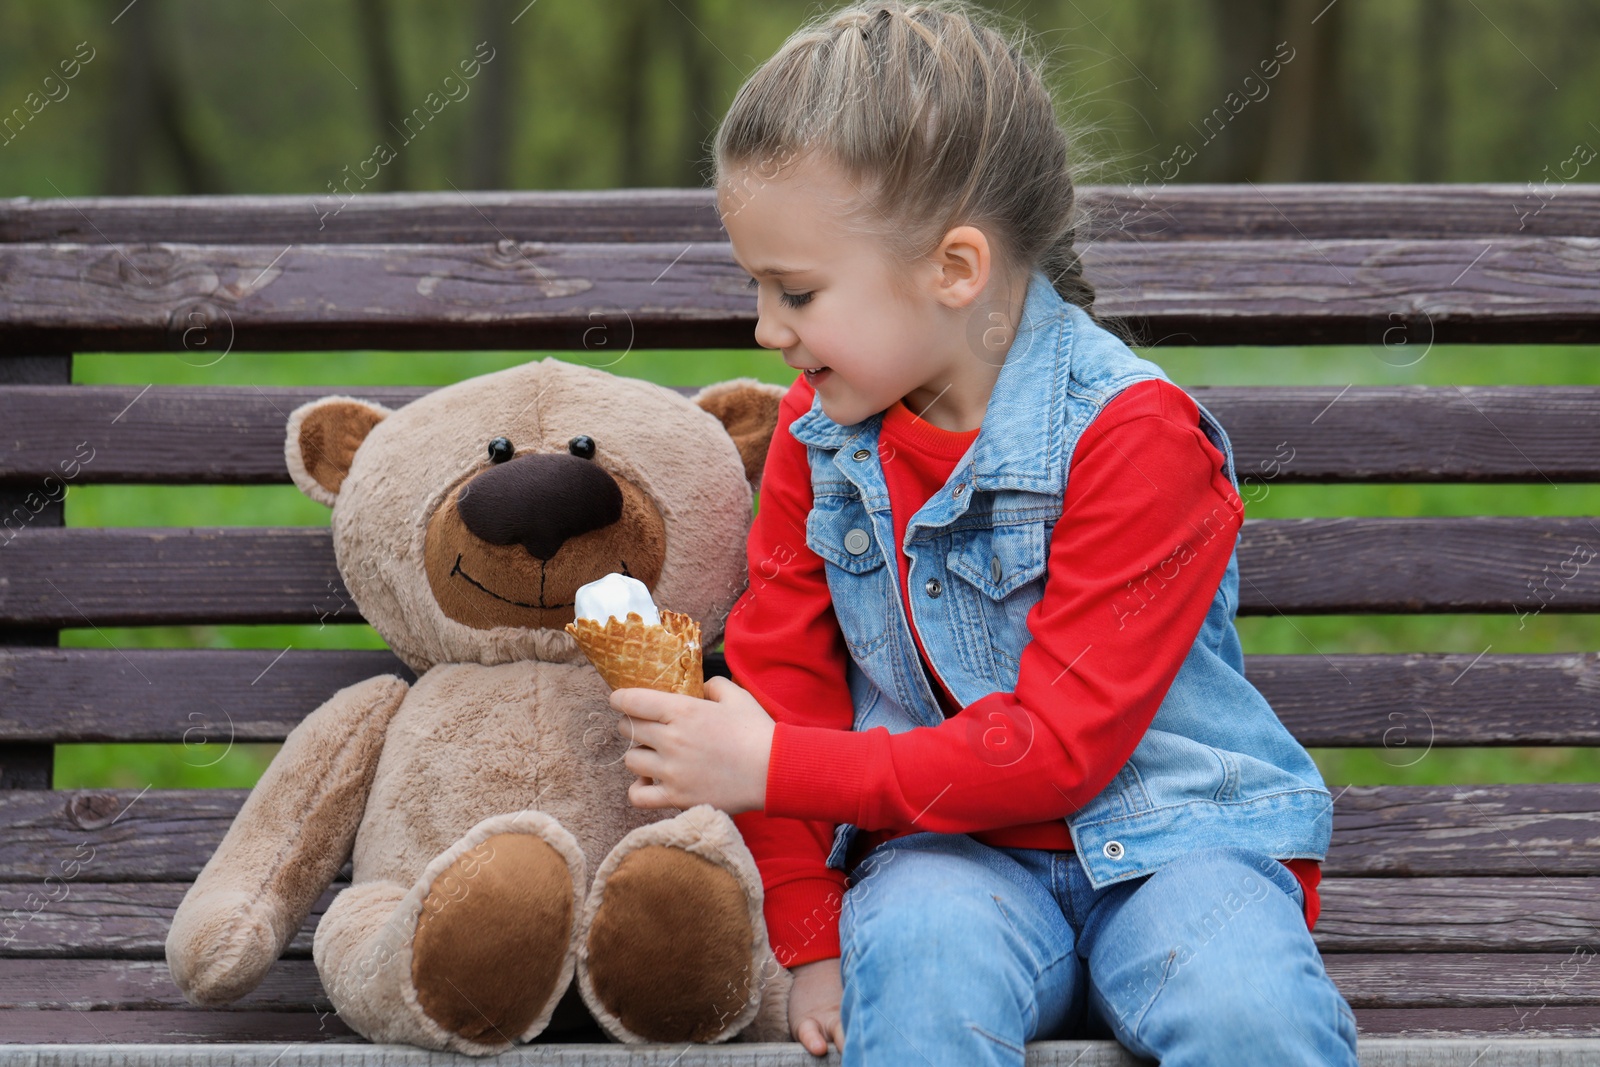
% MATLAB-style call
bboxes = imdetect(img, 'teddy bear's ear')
[692,378,787,492]
[284,395,394,507]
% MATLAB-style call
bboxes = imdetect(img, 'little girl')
[608,2,1360,1064]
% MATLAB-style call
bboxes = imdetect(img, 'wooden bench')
[2,184,1598,1064]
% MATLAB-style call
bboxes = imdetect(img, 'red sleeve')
[1285,857,1322,930]
[724,373,854,968]
[762,379,1246,834]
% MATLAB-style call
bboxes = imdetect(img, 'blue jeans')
[837,832,1359,1066]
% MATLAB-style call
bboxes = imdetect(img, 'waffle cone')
[564,609,704,699]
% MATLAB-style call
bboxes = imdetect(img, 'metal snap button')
[925,577,943,597]
[843,528,871,555]
[990,555,1002,583]
[1102,840,1124,860]
[852,448,871,461]
[953,482,965,496]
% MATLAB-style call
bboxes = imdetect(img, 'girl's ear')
[284,395,394,507]
[692,377,787,492]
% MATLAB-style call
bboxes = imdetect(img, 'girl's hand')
[608,675,774,814]
[788,957,845,1056]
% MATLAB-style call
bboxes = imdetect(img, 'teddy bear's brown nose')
[455,453,624,560]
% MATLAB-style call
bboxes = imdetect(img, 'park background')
[3,0,1597,792]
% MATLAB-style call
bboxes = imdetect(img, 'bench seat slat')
[4,184,1597,244]
[0,1012,364,1045]
[1,238,1595,350]
[4,519,1598,626]
[6,384,1600,484]
[2,791,1597,882]
[2,1013,1600,1050]
[5,953,1597,1013]
[0,958,339,1012]
[1347,1013,1600,1040]
[3,649,1597,747]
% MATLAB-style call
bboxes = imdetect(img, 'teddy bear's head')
[284,357,784,675]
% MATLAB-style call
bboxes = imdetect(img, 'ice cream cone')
[565,608,704,699]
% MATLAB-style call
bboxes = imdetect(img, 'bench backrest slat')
[3,236,1596,350]
[3,519,1595,626]
[6,185,1598,243]
[2,649,1595,748]
[6,385,1600,483]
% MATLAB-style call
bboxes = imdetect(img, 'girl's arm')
[762,380,1244,836]
[725,375,857,968]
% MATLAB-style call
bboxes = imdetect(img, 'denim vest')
[789,268,1333,889]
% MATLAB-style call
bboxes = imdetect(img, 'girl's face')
[716,153,1015,431]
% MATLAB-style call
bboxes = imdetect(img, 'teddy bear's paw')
[409,811,587,1048]
[166,888,282,1006]
[577,804,768,1044]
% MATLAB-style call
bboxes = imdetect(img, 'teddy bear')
[164,356,795,1055]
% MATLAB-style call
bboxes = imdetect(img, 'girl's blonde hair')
[711,0,1096,318]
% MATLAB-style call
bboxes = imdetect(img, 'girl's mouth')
[804,367,830,385]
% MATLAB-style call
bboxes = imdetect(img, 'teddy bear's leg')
[576,803,777,1044]
[314,879,435,1046]
[313,810,587,1056]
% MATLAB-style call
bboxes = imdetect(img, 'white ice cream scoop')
[573,572,661,628]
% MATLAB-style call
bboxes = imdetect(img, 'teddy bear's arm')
[165,673,410,1006]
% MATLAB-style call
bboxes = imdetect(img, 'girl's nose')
[752,299,795,351]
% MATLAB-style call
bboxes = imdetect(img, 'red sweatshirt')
[727,374,1321,969]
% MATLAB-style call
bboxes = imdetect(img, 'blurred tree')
[355,0,409,190]
[1260,0,1367,180]
[1411,0,1451,181]
[466,0,519,190]
[101,0,225,193]
[617,0,654,187]
[1202,0,1286,181]
[663,0,715,187]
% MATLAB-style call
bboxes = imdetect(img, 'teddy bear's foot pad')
[411,831,575,1043]
[584,843,754,1043]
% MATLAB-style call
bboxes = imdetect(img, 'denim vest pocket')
[805,498,894,658]
[945,520,1049,678]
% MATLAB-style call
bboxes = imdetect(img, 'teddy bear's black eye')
[568,435,596,460]
[487,437,514,463]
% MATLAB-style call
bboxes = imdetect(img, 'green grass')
[51,342,1600,792]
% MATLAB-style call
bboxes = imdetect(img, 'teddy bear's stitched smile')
[448,552,634,610]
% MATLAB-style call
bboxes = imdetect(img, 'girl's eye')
[744,275,812,309]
